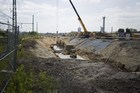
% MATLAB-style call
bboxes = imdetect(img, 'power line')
[0,21,13,26]
[0,9,13,19]
[0,1,13,23]
[18,15,35,32]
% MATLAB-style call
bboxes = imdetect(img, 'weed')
[5,65,33,93]
[5,65,59,93]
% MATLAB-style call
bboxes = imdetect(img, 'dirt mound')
[100,40,140,72]
[29,38,57,58]
[22,39,37,49]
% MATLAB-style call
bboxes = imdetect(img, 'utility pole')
[103,16,106,33]
[36,22,38,32]
[32,15,34,32]
[12,0,17,71]
[19,15,35,32]
[111,27,113,32]
[13,0,17,33]
[111,26,113,36]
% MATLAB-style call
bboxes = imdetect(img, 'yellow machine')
[69,0,92,38]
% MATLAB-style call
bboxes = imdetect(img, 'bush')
[6,65,33,93]
[36,71,59,93]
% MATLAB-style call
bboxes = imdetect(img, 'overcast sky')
[1,0,140,33]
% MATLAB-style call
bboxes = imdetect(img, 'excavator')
[69,0,92,38]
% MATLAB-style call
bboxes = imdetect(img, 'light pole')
[32,15,34,32]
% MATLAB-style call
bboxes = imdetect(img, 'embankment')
[68,38,140,72]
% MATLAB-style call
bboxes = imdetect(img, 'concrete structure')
[103,16,106,33]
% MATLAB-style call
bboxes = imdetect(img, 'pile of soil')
[29,37,57,58]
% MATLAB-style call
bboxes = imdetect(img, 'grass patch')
[0,46,6,53]
[0,38,7,53]
[0,53,13,91]
[17,39,36,59]
[5,65,59,93]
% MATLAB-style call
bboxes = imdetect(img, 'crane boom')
[69,0,88,33]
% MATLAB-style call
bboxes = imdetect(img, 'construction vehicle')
[133,33,140,38]
[62,44,75,54]
[62,44,77,58]
[117,28,140,40]
[69,0,92,38]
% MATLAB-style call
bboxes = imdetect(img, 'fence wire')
[0,1,19,92]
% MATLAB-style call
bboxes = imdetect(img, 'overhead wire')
[0,10,13,19]
[0,0,13,20]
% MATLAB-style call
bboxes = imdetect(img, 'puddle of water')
[56,53,86,60]
[53,45,86,60]
[53,46,62,51]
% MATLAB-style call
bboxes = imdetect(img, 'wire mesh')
[0,0,19,92]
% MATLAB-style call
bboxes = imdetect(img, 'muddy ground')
[20,37,140,93]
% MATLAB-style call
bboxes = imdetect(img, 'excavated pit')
[19,36,140,93]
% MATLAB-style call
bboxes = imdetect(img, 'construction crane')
[69,0,90,38]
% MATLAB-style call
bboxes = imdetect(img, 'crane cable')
[56,0,58,34]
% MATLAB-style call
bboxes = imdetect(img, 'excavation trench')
[21,37,140,93]
[53,45,86,60]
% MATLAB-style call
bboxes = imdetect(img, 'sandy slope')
[68,38,140,72]
[29,37,57,58]
[100,40,140,72]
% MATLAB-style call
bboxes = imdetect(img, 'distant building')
[78,27,81,32]
[100,27,103,33]
[78,27,81,37]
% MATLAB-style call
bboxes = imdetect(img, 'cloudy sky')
[1,0,140,33]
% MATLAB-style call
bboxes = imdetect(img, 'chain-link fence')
[0,0,19,92]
